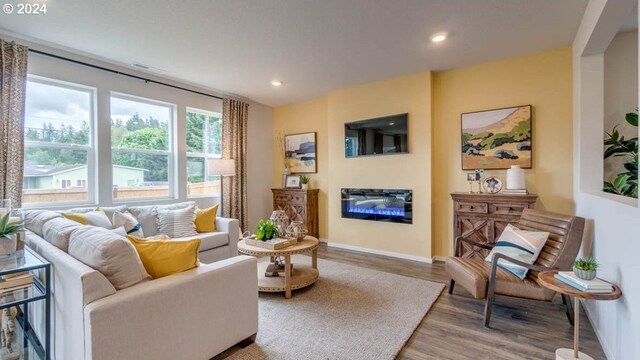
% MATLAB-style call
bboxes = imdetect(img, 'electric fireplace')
[341,188,412,224]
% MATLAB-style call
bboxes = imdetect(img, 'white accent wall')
[573,1,639,359]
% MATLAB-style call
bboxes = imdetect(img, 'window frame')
[23,75,97,208]
[185,107,222,199]
[110,92,177,203]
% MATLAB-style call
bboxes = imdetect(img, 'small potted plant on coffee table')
[256,219,280,241]
[573,257,599,280]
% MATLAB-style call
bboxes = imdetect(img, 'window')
[76,179,87,188]
[111,94,174,200]
[186,109,222,197]
[23,76,95,205]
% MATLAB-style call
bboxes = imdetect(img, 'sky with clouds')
[25,79,172,130]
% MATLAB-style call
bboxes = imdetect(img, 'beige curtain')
[0,39,28,208]
[222,98,249,230]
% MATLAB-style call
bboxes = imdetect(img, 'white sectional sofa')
[22,206,258,360]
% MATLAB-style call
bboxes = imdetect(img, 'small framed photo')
[285,175,302,189]
[466,173,476,182]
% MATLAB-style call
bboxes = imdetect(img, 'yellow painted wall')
[327,72,432,259]
[432,46,574,257]
[272,96,329,238]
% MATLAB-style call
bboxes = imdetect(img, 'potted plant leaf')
[255,219,280,241]
[573,257,599,281]
[0,213,25,256]
[301,175,311,190]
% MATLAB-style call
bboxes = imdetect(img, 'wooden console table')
[272,188,319,238]
[451,192,537,258]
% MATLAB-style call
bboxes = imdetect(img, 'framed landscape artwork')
[285,132,317,173]
[461,105,532,170]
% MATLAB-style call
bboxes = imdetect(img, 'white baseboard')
[581,300,615,360]
[325,241,432,263]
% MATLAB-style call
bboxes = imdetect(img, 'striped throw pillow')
[156,205,198,238]
[485,224,549,279]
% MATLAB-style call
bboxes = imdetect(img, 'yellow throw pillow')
[195,204,219,233]
[62,209,112,229]
[127,236,200,279]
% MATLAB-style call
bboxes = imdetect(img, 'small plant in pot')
[300,175,310,190]
[0,213,25,256]
[573,257,599,281]
[255,219,280,241]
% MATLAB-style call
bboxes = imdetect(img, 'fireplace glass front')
[341,188,412,224]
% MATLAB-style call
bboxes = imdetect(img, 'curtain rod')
[28,48,224,101]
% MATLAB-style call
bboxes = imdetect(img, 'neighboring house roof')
[24,164,147,177]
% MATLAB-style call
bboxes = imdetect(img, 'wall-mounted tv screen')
[344,113,408,157]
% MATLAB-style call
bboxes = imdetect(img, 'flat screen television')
[344,113,408,157]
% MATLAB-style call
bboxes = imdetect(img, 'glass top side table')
[0,246,51,360]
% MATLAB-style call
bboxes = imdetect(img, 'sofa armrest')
[216,217,240,256]
[84,255,258,360]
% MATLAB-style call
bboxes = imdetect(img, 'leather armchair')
[445,209,586,327]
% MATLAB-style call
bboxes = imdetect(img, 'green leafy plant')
[574,257,599,272]
[604,111,638,198]
[0,214,25,238]
[300,175,310,185]
[254,219,279,241]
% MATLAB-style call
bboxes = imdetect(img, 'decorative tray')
[245,237,298,250]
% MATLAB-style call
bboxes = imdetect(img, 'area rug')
[215,256,444,360]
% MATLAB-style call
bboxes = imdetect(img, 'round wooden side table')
[538,270,622,360]
[237,236,319,299]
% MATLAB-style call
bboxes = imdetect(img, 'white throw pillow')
[113,211,144,238]
[485,224,549,279]
[129,201,195,237]
[62,209,113,229]
[156,206,198,238]
[68,226,150,290]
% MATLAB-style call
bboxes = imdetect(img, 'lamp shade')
[208,159,235,177]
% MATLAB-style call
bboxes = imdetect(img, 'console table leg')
[312,248,317,269]
[284,255,291,299]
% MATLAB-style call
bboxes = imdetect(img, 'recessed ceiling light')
[271,80,283,87]
[389,122,395,125]
[431,33,447,43]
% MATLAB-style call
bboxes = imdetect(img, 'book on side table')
[554,271,613,293]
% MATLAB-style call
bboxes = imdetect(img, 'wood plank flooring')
[316,243,606,360]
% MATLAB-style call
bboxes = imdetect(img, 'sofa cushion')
[24,210,62,237]
[113,211,144,238]
[175,232,229,252]
[127,235,200,279]
[42,217,83,252]
[128,201,194,237]
[62,209,113,229]
[69,226,150,290]
[195,204,218,233]
[156,206,197,238]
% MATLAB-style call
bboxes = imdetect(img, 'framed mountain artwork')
[285,132,317,173]
[461,105,532,170]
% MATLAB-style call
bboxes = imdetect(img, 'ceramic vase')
[270,210,290,237]
[0,235,17,256]
[506,165,526,190]
[573,266,597,281]
[281,169,290,188]
[301,183,309,190]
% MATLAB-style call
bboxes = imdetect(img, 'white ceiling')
[0,0,588,107]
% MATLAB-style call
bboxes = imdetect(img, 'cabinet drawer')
[490,203,528,215]
[274,193,306,204]
[455,202,488,214]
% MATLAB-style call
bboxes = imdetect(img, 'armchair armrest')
[216,217,240,255]
[454,236,493,256]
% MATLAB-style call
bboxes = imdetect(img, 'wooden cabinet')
[272,189,319,238]
[451,192,537,258]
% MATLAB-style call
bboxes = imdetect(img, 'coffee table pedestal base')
[556,348,594,360]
